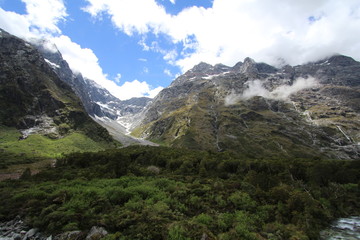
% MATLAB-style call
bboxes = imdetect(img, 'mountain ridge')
[34,39,152,120]
[132,54,360,159]
[0,28,116,165]
[2,27,359,159]
[30,35,155,146]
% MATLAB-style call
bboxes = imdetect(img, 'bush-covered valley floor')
[0,146,359,240]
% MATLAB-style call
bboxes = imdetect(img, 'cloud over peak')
[1,0,360,100]
[0,0,67,39]
[23,0,67,35]
[225,77,319,106]
[83,0,360,71]
[0,0,163,100]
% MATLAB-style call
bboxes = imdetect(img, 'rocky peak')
[185,62,232,76]
[33,39,62,62]
[190,62,214,73]
[214,63,231,72]
[238,57,258,74]
[327,55,359,67]
[231,61,243,72]
[236,57,278,74]
[255,62,278,73]
[171,62,215,87]
[281,65,295,79]
[244,57,255,64]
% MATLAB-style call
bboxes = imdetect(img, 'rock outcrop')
[0,217,108,240]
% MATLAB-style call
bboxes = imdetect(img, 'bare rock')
[85,227,108,240]
[54,231,83,240]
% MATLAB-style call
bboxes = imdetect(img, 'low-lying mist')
[225,77,319,106]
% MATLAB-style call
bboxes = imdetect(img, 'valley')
[0,28,359,240]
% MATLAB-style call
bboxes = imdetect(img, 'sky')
[0,0,360,100]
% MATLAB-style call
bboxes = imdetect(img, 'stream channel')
[320,216,360,239]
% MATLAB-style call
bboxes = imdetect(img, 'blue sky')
[1,0,360,100]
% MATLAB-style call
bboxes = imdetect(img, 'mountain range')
[1,28,359,161]
[131,56,360,159]
[0,26,360,240]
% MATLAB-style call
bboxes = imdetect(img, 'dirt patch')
[0,159,56,181]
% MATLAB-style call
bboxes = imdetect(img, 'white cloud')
[115,80,163,100]
[83,0,360,71]
[0,0,67,39]
[163,49,177,65]
[240,80,272,101]
[83,0,170,35]
[0,1,163,100]
[22,0,67,35]
[50,35,161,100]
[0,8,32,39]
[2,0,359,100]
[138,36,150,51]
[225,77,319,105]
[163,68,172,77]
[270,77,319,100]
[51,35,101,75]
[148,86,164,98]
[169,0,175,4]
[114,73,122,83]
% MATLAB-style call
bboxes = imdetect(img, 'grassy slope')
[0,125,113,168]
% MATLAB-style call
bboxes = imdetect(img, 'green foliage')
[0,125,113,167]
[0,146,359,239]
[229,191,256,211]
[167,224,190,240]
[193,213,213,226]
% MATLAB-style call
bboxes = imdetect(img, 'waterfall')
[336,125,353,143]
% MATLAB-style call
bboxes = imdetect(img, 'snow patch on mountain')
[44,58,60,69]
[202,72,230,80]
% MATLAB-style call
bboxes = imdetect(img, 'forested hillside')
[1,146,359,239]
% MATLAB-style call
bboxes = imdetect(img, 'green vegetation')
[0,146,359,239]
[133,86,336,160]
[0,125,116,168]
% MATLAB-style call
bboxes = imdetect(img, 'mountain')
[132,56,360,159]
[2,26,358,160]
[33,40,154,146]
[0,28,115,164]
[34,40,152,120]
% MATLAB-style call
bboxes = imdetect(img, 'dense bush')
[0,146,359,239]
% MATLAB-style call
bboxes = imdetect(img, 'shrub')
[167,224,190,240]
[146,165,160,175]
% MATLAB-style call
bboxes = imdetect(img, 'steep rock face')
[35,39,113,118]
[0,29,112,141]
[35,40,151,120]
[134,55,360,159]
